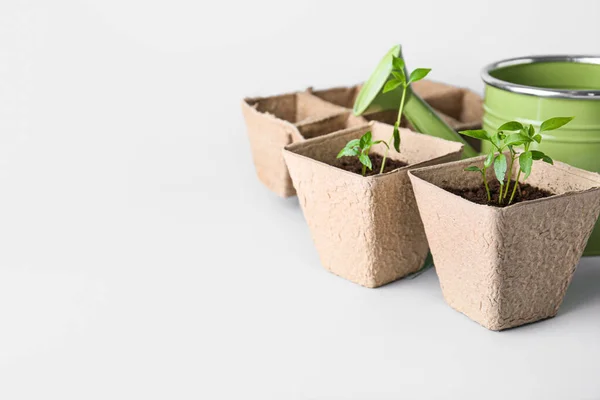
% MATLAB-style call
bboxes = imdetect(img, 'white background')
[1,0,600,399]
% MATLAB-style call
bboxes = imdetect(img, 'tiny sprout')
[336,131,387,176]
[338,55,431,175]
[460,116,573,205]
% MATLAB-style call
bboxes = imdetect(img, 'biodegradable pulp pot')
[408,156,600,330]
[481,55,600,255]
[282,122,463,288]
[241,91,367,197]
[310,79,484,134]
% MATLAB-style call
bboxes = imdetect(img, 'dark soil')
[335,154,408,176]
[444,179,553,207]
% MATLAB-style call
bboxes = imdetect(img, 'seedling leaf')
[504,133,529,147]
[392,56,405,71]
[533,134,542,143]
[528,124,535,137]
[530,150,545,160]
[346,139,360,148]
[393,122,401,152]
[409,68,431,84]
[359,153,372,170]
[489,133,502,150]
[530,150,554,164]
[459,129,489,141]
[391,70,406,83]
[519,151,533,179]
[494,153,507,183]
[484,151,494,168]
[383,79,402,93]
[498,121,523,132]
[464,166,482,172]
[337,146,360,158]
[540,117,574,132]
[359,131,372,148]
[373,140,389,149]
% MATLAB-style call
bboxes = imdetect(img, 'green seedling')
[379,56,431,173]
[337,56,431,175]
[336,130,387,176]
[460,116,574,205]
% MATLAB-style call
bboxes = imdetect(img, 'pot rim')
[481,55,600,100]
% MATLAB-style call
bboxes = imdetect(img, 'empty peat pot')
[241,92,366,197]
[482,55,600,255]
[408,156,600,330]
[311,79,484,134]
[283,122,463,288]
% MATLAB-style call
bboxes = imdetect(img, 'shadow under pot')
[408,156,600,330]
[282,121,463,288]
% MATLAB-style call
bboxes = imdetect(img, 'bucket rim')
[482,55,600,100]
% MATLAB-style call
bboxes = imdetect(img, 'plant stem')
[508,143,530,205]
[362,164,366,177]
[498,183,504,204]
[395,85,408,138]
[508,169,522,204]
[379,152,387,174]
[482,169,491,202]
[380,85,408,174]
[503,152,515,199]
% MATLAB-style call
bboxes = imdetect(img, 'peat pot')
[482,55,600,255]
[241,91,367,197]
[282,122,463,288]
[409,156,600,330]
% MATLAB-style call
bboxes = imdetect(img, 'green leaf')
[359,153,372,170]
[497,121,523,132]
[540,117,574,132]
[391,70,406,83]
[383,79,402,93]
[532,134,542,143]
[528,124,535,137]
[494,153,507,183]
[346,139,360,148]
[530,150,554,165]
[530,150,545,160]
[459,129,489,141]
[504,133,530,147]
[464,166,482,173]
[408,68,431,84]
[489,133,502,150]
[359,131,372,148]
[519,151,533,179]
[484,151,494,168]
[337,146,360,158]
[392,56,405,71]
[373,140,389,149]
[393,122,400,152]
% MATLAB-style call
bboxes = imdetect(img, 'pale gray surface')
[1,1,600,399]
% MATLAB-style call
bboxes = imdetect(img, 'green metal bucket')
[481,55,600,255]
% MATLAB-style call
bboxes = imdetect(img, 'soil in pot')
[444,179,553,207]
[335,154,408,176]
